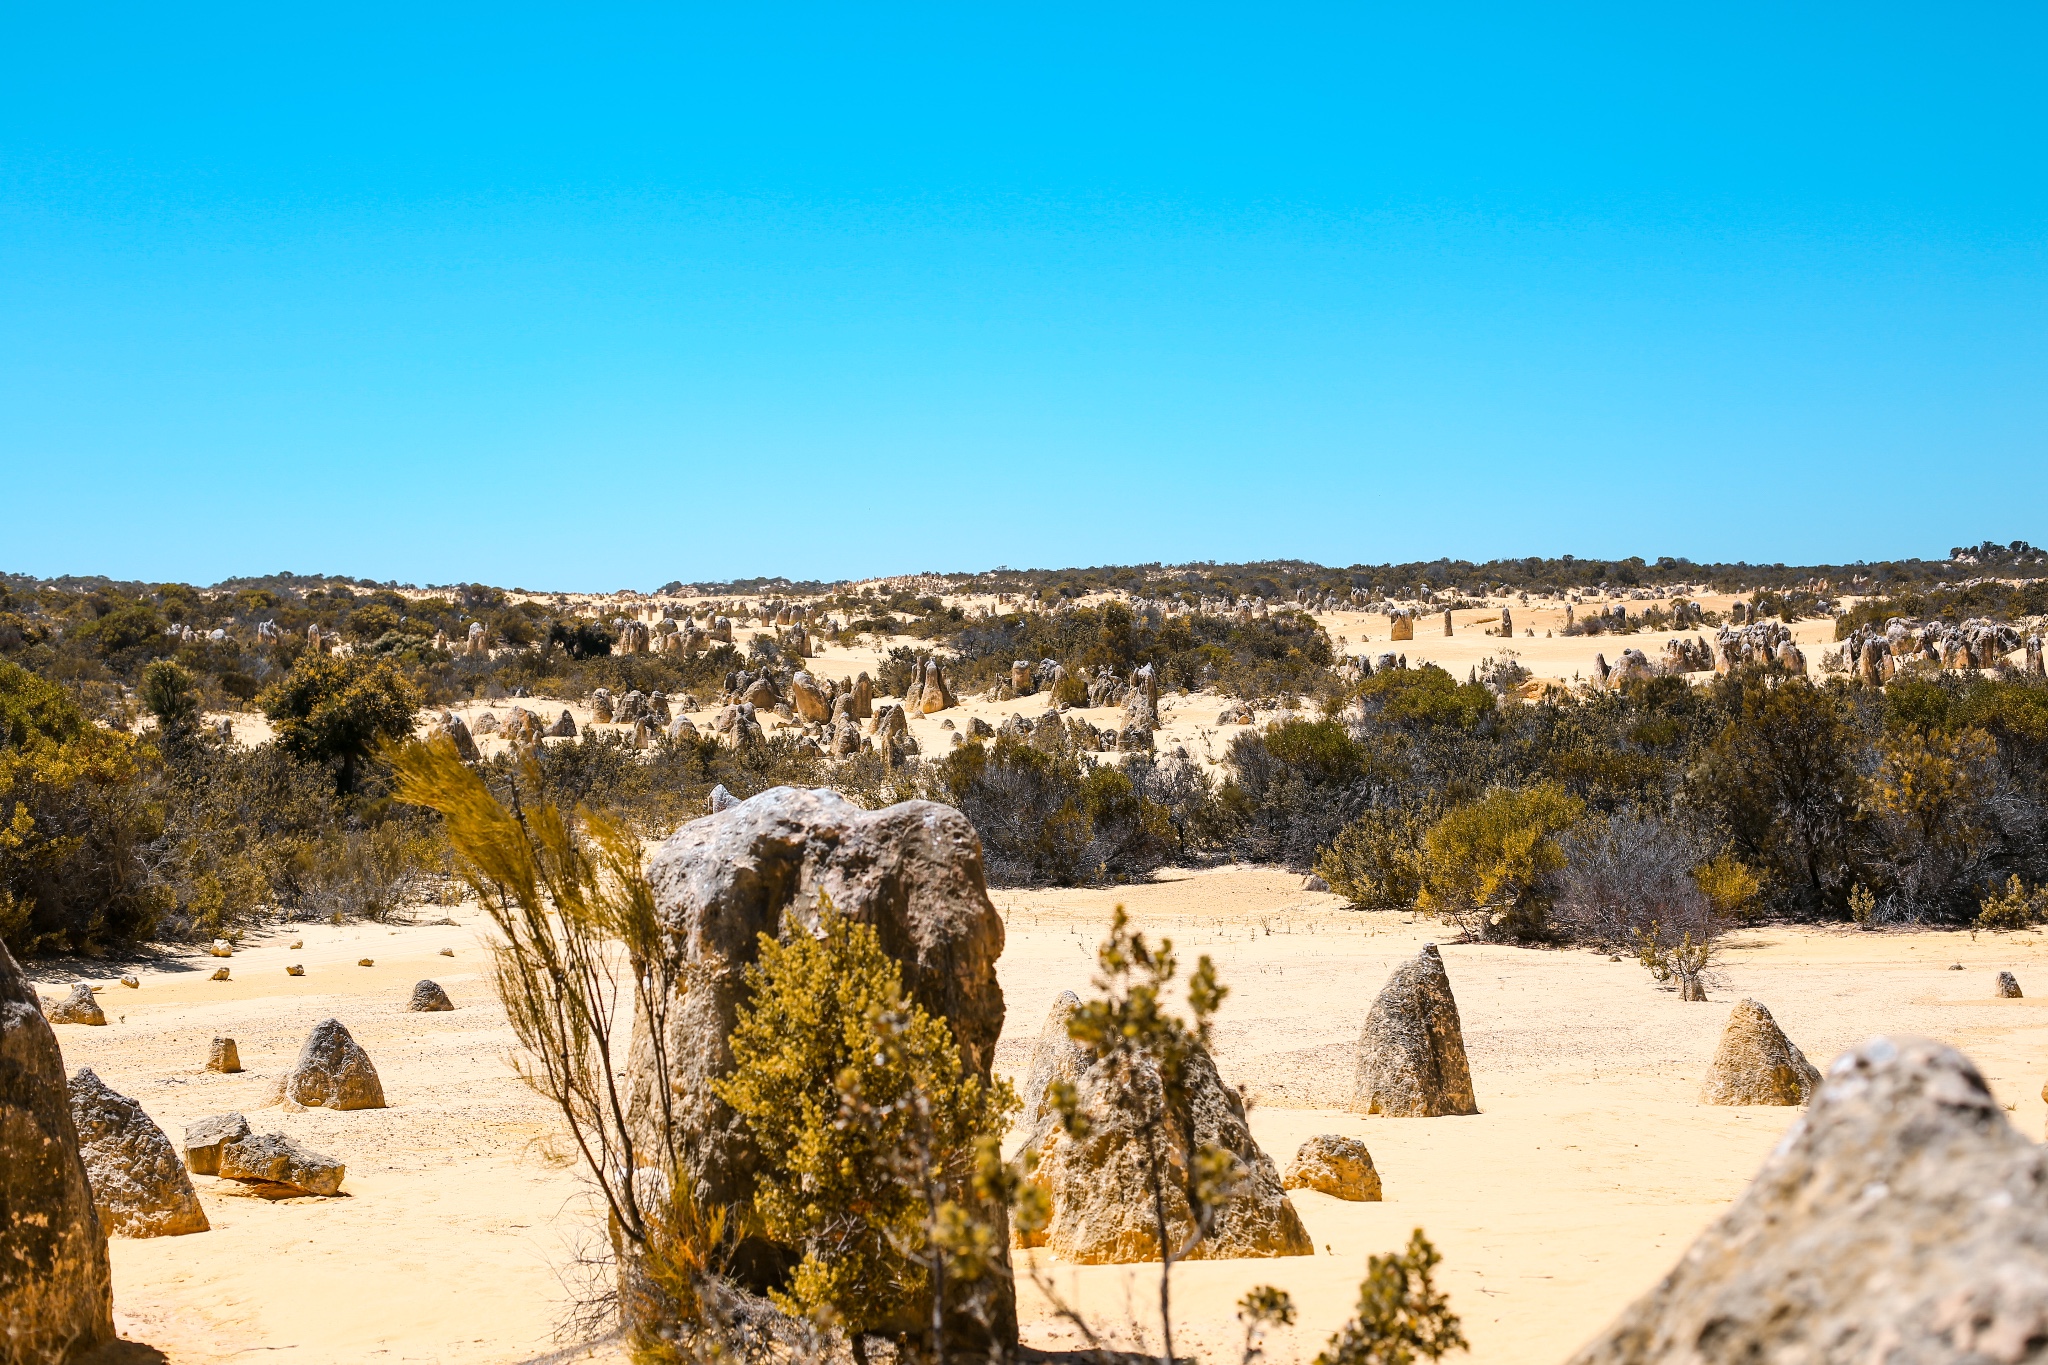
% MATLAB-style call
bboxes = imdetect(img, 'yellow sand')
[34,866,2048,1363]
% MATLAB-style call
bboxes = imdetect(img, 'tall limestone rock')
[1569,1036,2048,1364]
[0,939,115,1362]
[626,786,1011,1345]
[1350,944,1478,1117]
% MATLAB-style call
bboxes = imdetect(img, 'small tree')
[260,654,420,793]
[714,901,1015,1362]
[1315,1229,1466,1365]
[1054,906,1236,1365]
[138,660,201,740]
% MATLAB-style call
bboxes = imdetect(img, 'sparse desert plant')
[1052,906,1236,1365]
[1552,809,1718,950]
[1316,808,1426,911]
[388,738,718,1362]
[1633,920,1717,1001]
[1238,1285,1298,1365]
[713,898,1016,1360]
[138,659,201,739]
[1977,875,2048,932]
[1314,1228,1466,1365]
[1416,784,1584,942]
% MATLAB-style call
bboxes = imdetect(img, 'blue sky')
[3,6,2044,588]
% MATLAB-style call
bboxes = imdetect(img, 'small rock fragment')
[1281,1135,1382,1201]
[406,980,455,1012]
[209,967,230,982]
[1998,970,2023,998]
[206,1038,242,1073]
[438,947,455,957]
[118,975,139,989]
[357,958,374,967]
[208,940,233,958]
[285,964,304,976]
[218,1131,346,1196]
[182,1112,252,1175]
[289,939,304,949]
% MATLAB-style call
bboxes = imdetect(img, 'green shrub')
[1314,1229,1466,1365]
[1978,875,2048,931]
[714,900,1013,1352]
[1417,783,1584,941]
[138,660,200,737]
[259,653,421,793]
[0,661,161,954]
[1316,809,1427,910]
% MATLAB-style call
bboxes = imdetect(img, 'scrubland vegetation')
[5,549,2048,963]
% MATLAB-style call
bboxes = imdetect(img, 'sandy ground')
[29,866,2048,1365]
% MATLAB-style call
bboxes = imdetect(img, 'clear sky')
[3,6,2044,588]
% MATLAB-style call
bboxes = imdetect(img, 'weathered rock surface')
[0,939,115,1359]
[1350,944,1478,1117]
[67,1067,209,1237]
[1997,970,2023,998]
[218,1131,346,1197]
[1569,1036,2048,1365]
[1699,999,1820,1106]
[182,1112,251,1175]
[1281,1135,1382,1201]
[42,983,106,1026]
[207,1037,242,1073]
[627,785,1011,1341]
[1012,992,1314,1263]
[546,709,578,738]
[280,1018,386,1111]
[406,980,455,1012]
[435,711,479,761]
[788,671,832,723]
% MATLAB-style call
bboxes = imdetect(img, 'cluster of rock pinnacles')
[12,781,2048,1362]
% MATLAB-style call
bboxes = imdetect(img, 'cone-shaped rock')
[1699,999,1820,1106]
[207,1037,241,1073]
[0,939,115,1359]
[406,980,454,1012]
[1569,1036,2048,1364]
[43,982,106,1026]
[1997,970,2023,998]
[281,1018,386,1110]
[1013,990,1314,1263]
[1350,944,1477,1116]
[67,1067,209,1237]
[1282,1135,1382,1201]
